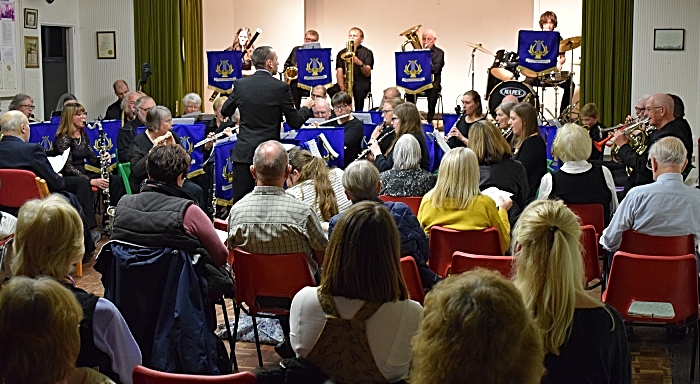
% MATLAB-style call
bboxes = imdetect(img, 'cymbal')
[559,36,582,52]
[462,41,493,55]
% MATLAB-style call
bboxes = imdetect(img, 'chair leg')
[75,261,83,277]
[219,300,238,371]
[251,315,263,367]
[691,322,698,380]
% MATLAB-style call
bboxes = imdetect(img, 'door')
[41,26,70,121]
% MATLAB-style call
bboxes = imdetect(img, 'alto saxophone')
[95,121,116,231]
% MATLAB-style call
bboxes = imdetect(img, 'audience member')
[410,269,545,384]
[601,137,700,257]
[495,100,516,144]
[291,201,422,383]
[118,95,154,163]
[370,102,430,172]
[510,102,547,202]
[468,120,528,226]
[379,134,436,197]
[513,199,632,384]
[105,80,129,120]
[11,195,141,383]
[182,93,202,115]
[287,148,351,230]
[539,123,617,225]
[0,277,117,384]
[418,147,512,253]
[329,160,440,289]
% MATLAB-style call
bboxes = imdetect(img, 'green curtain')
[133,0,203,115]
[581,0,634,127]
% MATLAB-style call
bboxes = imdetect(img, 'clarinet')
[95,121,116,231]
[445,112,465,141]
[355,126,395,161]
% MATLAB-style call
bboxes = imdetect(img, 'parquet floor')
[77,238,694,382]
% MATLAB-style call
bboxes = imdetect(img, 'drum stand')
[468,45,478,91]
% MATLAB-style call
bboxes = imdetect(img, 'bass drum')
[487,81,539,119]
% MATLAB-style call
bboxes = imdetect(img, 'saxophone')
[95,121,116,231]
[341,40,356,99]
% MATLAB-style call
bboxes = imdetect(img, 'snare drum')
[489,50,520,82]
[487,81,539,119]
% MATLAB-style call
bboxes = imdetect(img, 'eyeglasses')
[645,106,662,112]
[140,107,153,112]
[333,104,349,111]
[74,112,87,117]
[381,109,393,114]
[646,158,653,170]
[20,104,35,109]
[634,107,645,112]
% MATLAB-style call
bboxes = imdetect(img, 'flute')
[194,128,238,148]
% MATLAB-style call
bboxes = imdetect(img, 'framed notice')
[654,29,684,51]
[24,8,37,29]
[24,36,39,68]
[96,31,116,59]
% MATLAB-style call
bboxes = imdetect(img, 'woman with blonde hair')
[369,102,430,172]
[510,102,547,201]
[290,201,422,383]
[11,195,141,384]
[287,148,351,227]
[513,200,631,383]
[418,147,512,253]
[0,276,116,384]
[538,123,617,225]
[411,269,545,384]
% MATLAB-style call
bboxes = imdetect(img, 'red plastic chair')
[133,365,256,383]
[619,230,694,256]
[450,252,514,277]
[232,248,316,367]
[580,225,603,290]
[214,218,228,232]
[0,169,46,208]
[603,252,698,379]
[400,256,425,305]
[378,195,422,216]
[428,226,502,278]
[567,203,605,236]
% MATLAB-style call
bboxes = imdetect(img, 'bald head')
[251,140,290,186]
[383,87,401,103]
[502,95,519,104]
[647,93,674,128]
[1,110,30,141]
[113,80,129,101]
[311,85,327,99]
[313,98,332,119]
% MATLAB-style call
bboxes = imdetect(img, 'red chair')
[566,203,605,236]
[428,226,502,278]
[232,248,316,367]
[580,225,603,290]
[133,365,256,383]
[603,252,698,379]
[0,169,47,209]
[619,230,694,256]
[450,252,514,277]
[214,218,228,232]
[400,256,425,305]
[378,195,422,216]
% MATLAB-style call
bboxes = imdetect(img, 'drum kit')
[465,36,582,123]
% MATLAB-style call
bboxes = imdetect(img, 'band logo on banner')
[395,50,432,95]
[296,48,332,90]
[207,51,243,94]
[171,123,206,178]
[517,30,560,75]
[213,138,237,206]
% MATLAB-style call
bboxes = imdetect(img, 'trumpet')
[593,118,650,154]
[355,127,395,161]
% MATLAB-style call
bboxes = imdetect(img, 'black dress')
[513,135,547,202]
[478,158,529,226]
[447,116,486,148]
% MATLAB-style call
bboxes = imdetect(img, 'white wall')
[632,0,699,175]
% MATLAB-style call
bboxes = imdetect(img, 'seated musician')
[330,92,364,167]
[284,30,319,109]
[495,101,517,145]
[538,123,618,225]
[446,90,486,148]
[226,26,255,76]
[369,97,404,155]
[369,87,402,112]
[369,102,430,172]
[579,103,605,161]
[313,98,332,120]
[181,93,202,115]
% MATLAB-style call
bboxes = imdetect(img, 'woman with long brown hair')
[287,148,351,228]
[225,26,255,75]
[446,90,486,148]
[510,102,547,201]
[369,102,430,172]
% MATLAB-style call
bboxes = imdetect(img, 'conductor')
[221,46,315,203]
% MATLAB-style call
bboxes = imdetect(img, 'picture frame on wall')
[653,29,684,51]
[97,31,116,59]
[24,36,39,68]
[24,8,37,29]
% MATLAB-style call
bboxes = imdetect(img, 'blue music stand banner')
[283,127,345,169]
[213,137,237,206]
[207,50,242,94]
[29,120,121,160]
[395,50,433,95]
[517,30,560,75]
[296,48,333,91]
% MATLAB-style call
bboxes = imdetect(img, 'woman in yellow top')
[418,147,513,253]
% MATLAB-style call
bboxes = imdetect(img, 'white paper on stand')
[433,130,452,154]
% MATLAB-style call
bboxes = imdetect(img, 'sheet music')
[306,139,322,157]
[317,133,339,158]
[481,187,513,208]
[433,129,452,154]
[48,148,70,173]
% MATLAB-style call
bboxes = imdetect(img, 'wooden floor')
[78,238,696,382]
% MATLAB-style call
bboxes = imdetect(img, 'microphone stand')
[469,46,478,91]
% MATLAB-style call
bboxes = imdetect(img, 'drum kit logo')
[216,60,234,78]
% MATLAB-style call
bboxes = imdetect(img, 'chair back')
[450,251,514,277]
[580,225,602,289]
[619,230,694,256]
[567,203,605,235]
[603,252,699,324]
[378,195,422,216]
[429,226,502,277]
[118,162,133,195]
[133,365,257,383]
[399,256,425,304]
[233,248,316,316]
[0,169,43,208]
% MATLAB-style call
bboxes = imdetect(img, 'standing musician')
[610,93,689,197]
[284,30,320,109]
[327,27,374,111]
[405,29,445,124]
[226,27,255,76]
[221,46,315,204]
[447,90,486,148]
